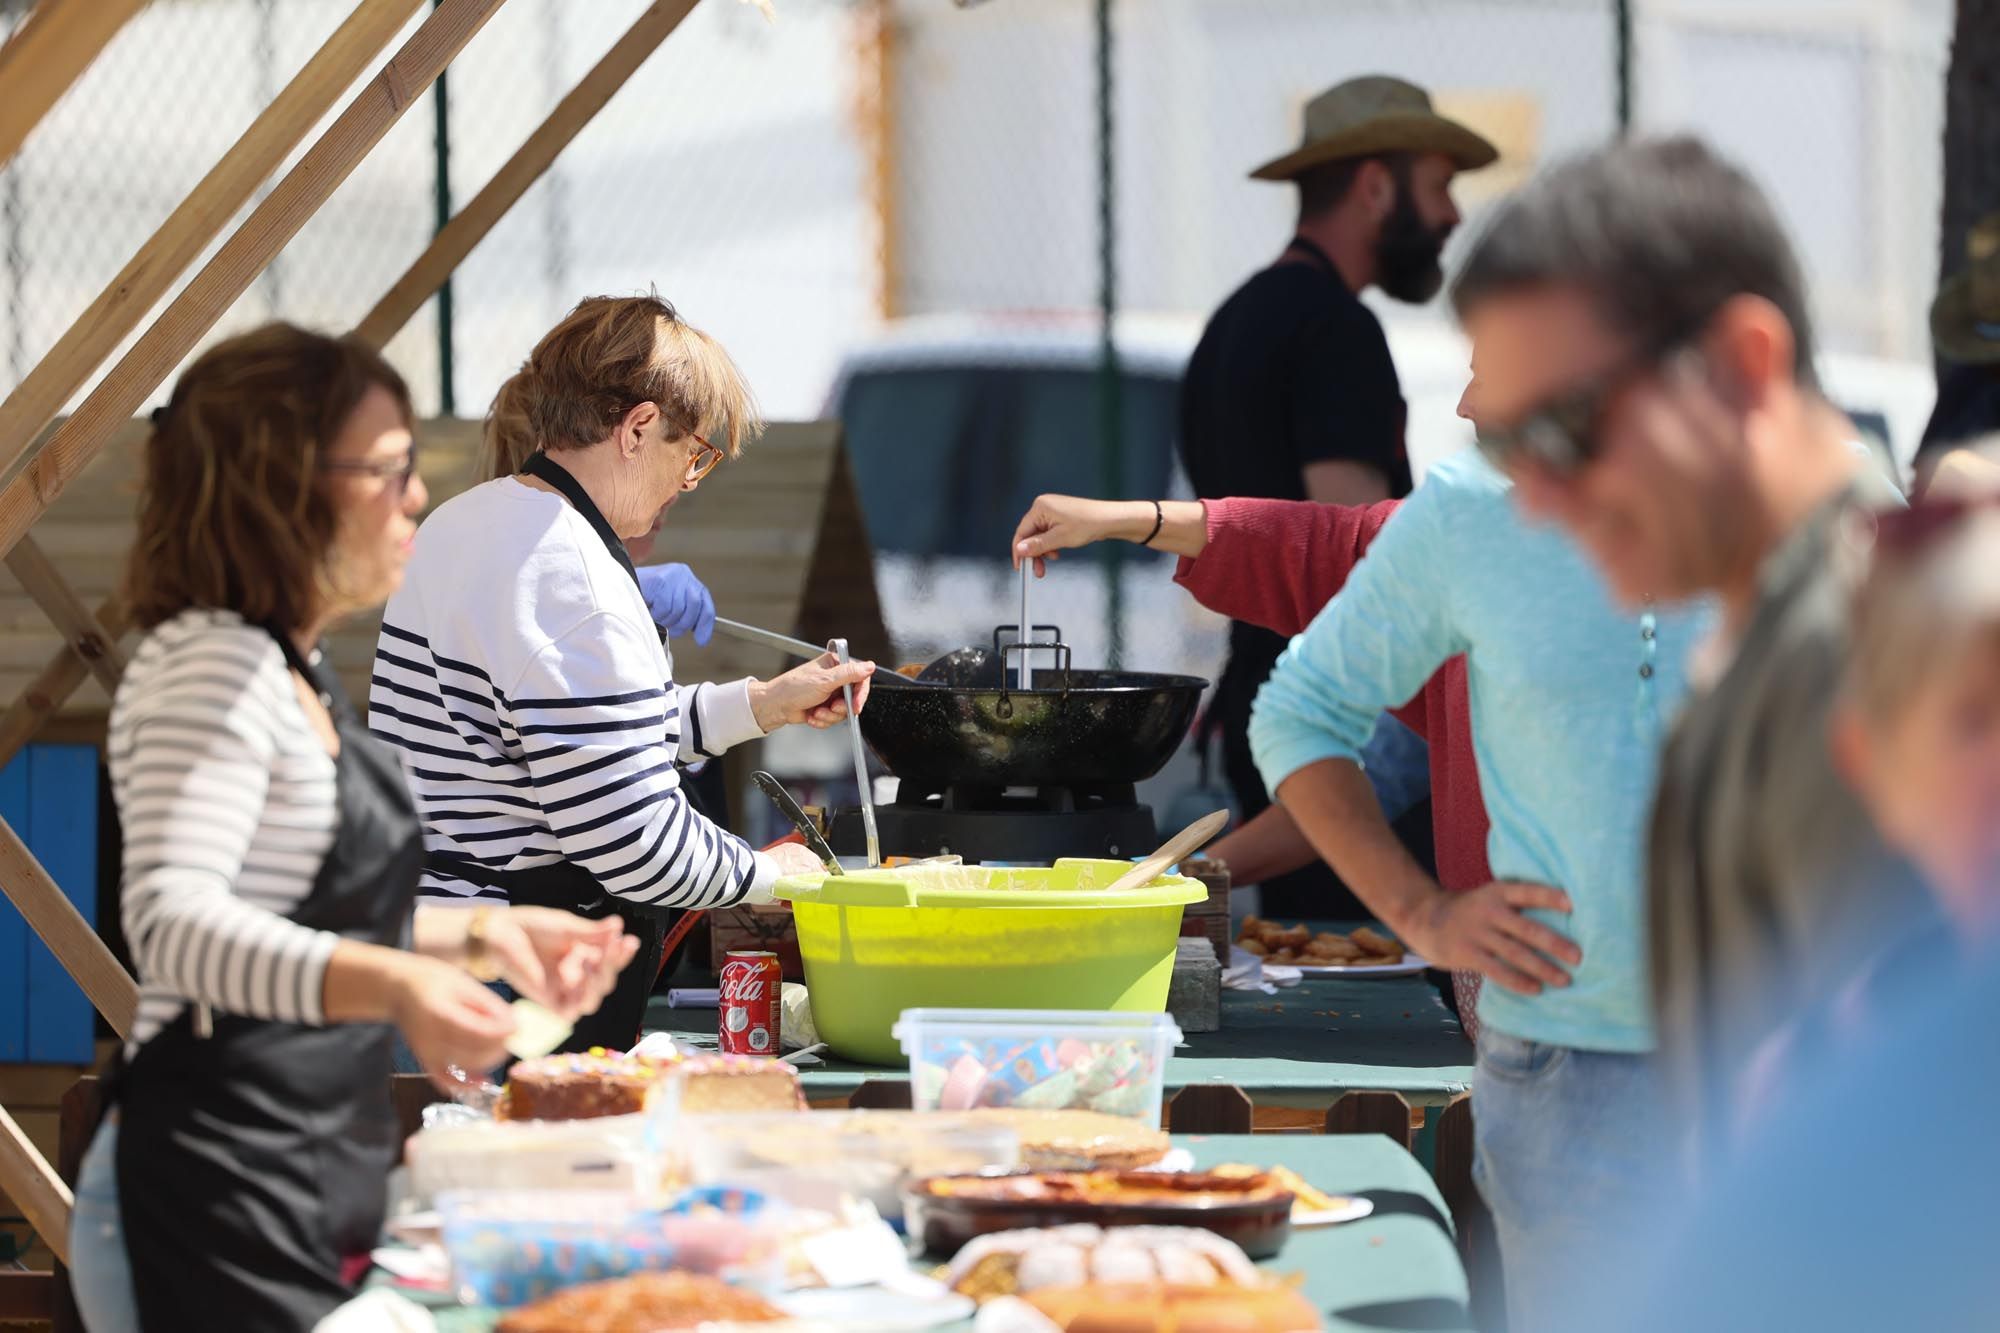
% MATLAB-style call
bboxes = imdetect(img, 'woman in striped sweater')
[369,294,871,1053]
[69,325,634,1332]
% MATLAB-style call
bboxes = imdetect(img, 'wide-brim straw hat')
[1932,212,2000,365]
[1250,74,1499,182]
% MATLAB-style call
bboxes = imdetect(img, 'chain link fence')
[0,0,1959,684]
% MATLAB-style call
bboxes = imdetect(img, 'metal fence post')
[1095,0,1123,668]
[432,0,456,414]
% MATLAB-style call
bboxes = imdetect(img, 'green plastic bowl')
[774,859,1205,1066]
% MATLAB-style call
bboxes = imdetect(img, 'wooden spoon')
[1100,809,1231,894]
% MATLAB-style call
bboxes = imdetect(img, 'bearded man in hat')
[1179,75,1496,918]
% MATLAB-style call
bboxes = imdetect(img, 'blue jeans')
[70,1120,141,1333]
[1471,1029,1670,1332]
[1360,712,1431,825]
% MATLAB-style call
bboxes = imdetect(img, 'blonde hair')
[127,323,412,631]
[480,293,761,481]
[1846,448,2000,727]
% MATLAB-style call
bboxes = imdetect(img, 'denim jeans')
[1472,1028,1670,1332]
[70,1120,141,1333]
[1360,711,1431,825]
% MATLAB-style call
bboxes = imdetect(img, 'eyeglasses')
[684,431,724,484]
[320,444,419,497]
[1474,336,1699,478]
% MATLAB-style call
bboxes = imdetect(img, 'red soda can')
[719,951,781,1055]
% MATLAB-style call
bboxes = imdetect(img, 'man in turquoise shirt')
[1248,445,1712,1329]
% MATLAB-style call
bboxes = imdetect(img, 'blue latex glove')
[635,563,716,645]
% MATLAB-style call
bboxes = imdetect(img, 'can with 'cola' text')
[718,951,781,1055]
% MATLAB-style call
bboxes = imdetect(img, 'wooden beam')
[353,0,698,348]
[0,0,428,499]
[5,538,126,694]
[0,0,148,173]
[0,596,128,769]
[0,817,137,1037]
[0,1104,71,1266]
[0,0,509,567]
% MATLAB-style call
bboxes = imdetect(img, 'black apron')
[110,629,422,1332]
[429,452,690,1054]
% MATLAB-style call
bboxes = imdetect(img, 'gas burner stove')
[825,781,1158,864]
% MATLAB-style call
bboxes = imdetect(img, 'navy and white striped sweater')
[368,476,774,909]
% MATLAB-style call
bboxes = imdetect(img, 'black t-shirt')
[1177,252,1413,505]
[1177,250,1417,917]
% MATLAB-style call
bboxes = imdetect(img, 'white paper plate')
[1291,953,1432,978]
[774,1278,976,1330]
[1292,1195,1376,1227]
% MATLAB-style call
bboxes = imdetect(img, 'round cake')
[498,1048,671,1122]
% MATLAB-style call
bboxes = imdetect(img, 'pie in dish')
[921,1170,1290,1209]
[494,1272,786,1332]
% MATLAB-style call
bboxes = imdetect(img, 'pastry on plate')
[494,1272,786,1333]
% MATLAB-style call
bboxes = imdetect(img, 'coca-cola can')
[718,951,781,1055]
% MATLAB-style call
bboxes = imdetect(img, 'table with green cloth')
[646,972,1475,1112]
[381,1132,1472,1332]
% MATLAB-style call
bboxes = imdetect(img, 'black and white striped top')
[108,609,342,1050]
[368,476,775,909]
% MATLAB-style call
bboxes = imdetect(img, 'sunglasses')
[319,442,419,497]
[1474,336,1701,478]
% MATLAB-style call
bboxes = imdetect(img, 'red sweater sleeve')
[1174,496,1431,737]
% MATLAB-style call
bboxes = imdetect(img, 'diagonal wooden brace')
[353,0,700,348]
[3,0,705,743]
[0,812,136,1037]
[0,0,510,567]
[0,0,427,494]
[5,538,127,695]
[0,1104,71,1267]
[0,0,148,174]
[0,596,127,769]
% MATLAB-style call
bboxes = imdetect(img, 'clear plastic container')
[893,1008,1185,1128]
[438,1186,782,1308]
[408,1110,674,1205]
[685,1110,1020,1221]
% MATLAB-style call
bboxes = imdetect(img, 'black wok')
[862,628,1207,789]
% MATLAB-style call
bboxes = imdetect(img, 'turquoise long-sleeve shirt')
[1248,451,1714,1053]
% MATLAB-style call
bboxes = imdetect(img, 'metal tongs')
[711,617,880,868]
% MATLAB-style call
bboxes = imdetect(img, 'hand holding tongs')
[711,617,880,868]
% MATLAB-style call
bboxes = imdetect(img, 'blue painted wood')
[0,756,25,1061]
[27,745,98,1063]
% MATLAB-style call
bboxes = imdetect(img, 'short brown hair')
[126,323,413,632]
[481,293,761,479]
